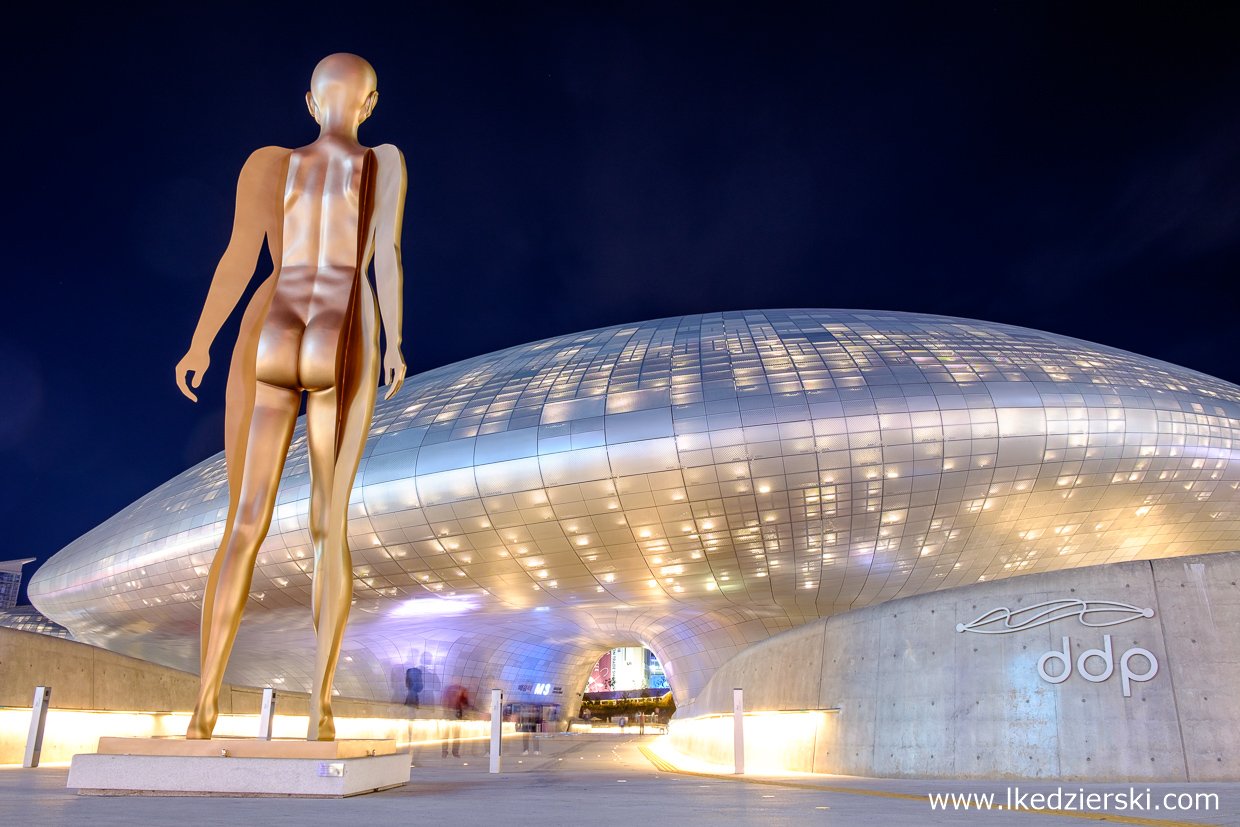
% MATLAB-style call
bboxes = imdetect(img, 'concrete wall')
[0,626,416,719]
[670,550,1240,781]
[0,627,464,764]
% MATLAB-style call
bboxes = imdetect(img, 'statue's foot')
[186,700,217,740]
[308,703,336,741]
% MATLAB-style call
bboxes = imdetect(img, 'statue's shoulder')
[239,146,293,176]
[372,143,406,167]
[229,148,291,205]
[247,145,293,162]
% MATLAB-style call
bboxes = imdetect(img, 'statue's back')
[280,143,373,272]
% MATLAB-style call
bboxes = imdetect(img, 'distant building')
[0,558,34,610]
[0,606,73,640]
[610,646,650,691]
[586,647,667,693]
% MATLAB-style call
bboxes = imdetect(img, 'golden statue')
[175,54,407,740]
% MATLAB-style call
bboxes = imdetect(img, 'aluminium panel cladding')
[27,309,1240,707]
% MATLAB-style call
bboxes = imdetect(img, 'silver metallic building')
[29,310,1240,710]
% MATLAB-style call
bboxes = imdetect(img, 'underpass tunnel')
[574,643,676,727]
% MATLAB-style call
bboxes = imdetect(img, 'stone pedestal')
[67,738,410,797]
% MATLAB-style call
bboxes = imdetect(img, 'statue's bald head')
[306,54,378,130]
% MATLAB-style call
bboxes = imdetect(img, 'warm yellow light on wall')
[667,710,836,774]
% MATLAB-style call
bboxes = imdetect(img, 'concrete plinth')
[67,752,410,797]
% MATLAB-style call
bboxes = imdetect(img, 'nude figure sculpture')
[175,53,406,741]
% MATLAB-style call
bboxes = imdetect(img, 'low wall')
[0,627,498,764]
[0,626,417,719]
[0,707,510,765]
[670,550,1240,781]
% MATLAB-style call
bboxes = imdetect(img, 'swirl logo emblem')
[955,600,1154,634]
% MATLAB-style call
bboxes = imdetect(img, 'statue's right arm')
[176,147,288,401]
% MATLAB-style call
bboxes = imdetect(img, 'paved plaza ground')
[2,734,1238,827]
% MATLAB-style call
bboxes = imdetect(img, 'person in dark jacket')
[404,666,423,707]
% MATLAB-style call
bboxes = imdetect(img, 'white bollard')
[258,687,276,740]
[489,688,503,773]
[733,687,744,775]
[24,686,51,768]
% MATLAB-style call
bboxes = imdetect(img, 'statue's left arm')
[373,143,407,400]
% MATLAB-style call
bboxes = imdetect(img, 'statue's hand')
[383,351,406,401]
[176,350,210,402]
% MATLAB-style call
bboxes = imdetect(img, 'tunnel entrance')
[578,647,675,728]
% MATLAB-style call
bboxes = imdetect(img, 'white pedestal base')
[67,752,411,798]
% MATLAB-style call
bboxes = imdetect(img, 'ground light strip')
[637,746,1214,827]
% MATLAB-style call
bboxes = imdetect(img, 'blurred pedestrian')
[441,683,470,758]
[404,663,423,708]
[519,704,537,755]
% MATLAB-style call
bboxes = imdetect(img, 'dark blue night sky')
[4,2,1240,601]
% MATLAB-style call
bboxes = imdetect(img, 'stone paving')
[2,734,1238,827]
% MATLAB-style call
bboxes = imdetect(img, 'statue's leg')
[187,381,300,739]
[304,386,352,740]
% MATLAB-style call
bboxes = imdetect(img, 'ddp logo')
[1035,634,1158,696]
[956,599,1159,697]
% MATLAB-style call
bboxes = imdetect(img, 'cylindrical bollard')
[24,686,51,768]
[732,687,744,775]
[489,688,503,773]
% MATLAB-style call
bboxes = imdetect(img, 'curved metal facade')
[29,310,1240,708]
